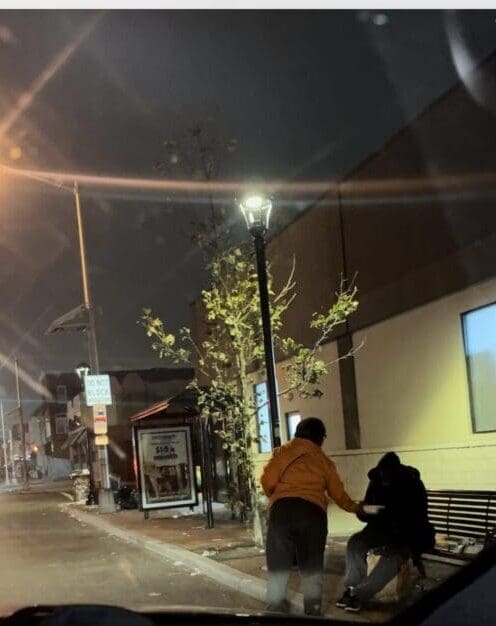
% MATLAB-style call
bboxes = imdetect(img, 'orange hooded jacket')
[261,437,359,514]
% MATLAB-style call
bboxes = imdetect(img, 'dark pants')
[266,498,327,616]
[344,525,408,602]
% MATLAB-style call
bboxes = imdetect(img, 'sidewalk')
[0,478,73,494]
[61,502,456,622]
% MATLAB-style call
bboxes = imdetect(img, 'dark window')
[11,423,28,440]
[55,415,68,435]
[254,381,272,453]
[56,385,67,402]
[462,303,496,433]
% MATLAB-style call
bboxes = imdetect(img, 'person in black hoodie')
[336,452,435,612]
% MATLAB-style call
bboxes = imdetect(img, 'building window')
[286,411,301,440]
[55,415,68,435]
[56,385,67,402]
[462,303,496,433]
[254,382,272,453]
[12,423,28,440]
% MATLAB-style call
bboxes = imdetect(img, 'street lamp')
[75,363,90,381]
[239,193,281,448]
[75,362,97,506]
[239,194,273,234]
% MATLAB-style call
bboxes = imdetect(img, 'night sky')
[0,9,495,409]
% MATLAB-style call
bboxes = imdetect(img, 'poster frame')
[134,424,198,511]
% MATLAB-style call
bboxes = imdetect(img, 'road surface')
[0,489,263,616]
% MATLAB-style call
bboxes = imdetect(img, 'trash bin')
[70,469,90,503]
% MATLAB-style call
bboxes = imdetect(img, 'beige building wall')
[252,341,345,479]
[353,276,496,453]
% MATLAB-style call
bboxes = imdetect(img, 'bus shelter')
[129,390,228,527]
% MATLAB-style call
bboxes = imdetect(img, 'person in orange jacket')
[261,417,361,616]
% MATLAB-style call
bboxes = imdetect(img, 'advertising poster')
[136,426,196,510]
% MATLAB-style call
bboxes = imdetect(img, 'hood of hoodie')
[368,463,421,483]
[276,437,322,470]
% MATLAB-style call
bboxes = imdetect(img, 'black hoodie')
[358,462,435,556]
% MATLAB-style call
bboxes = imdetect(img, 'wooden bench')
[425,489,496,564]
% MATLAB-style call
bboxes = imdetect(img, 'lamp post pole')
[14,358,29,488]
[75,364,97,506]
[1,404,10,486]
[85,420,97,505]
[252,232,281,448]
[74,183,113,511]
[9,429,17,485]
[74,182,99,374]
[239,194,281,449]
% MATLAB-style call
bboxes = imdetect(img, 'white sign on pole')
[84,374,112,406]
[93,404,108,435]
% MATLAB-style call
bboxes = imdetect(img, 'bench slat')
[432,525,490,537]
[430,516,491,528]
[434,522,487,537]
[428,511,496,522]
[433,524,486,533]
[428,498,496,505]
[436,527,486,541]
[428,503,496,511]
[428,505,496,513]
[428,490,496,497]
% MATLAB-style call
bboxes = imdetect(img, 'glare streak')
[0,12,104,140]
[2,163,496,200]
[0,353,52,400]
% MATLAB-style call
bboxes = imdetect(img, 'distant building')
[0,408,29,481]
[32,372,82,480]
[63,367,193,483]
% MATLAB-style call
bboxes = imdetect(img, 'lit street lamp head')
[75,362,90,380]
[239,193,272,236]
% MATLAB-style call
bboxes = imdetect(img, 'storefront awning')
[129,398,171,423]
[61,426,87,450]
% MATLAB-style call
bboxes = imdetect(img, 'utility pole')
[74,182,99,374]
[14,358,29,488]
[9,429,17,485]
[74,182,113,511]
[1,404,10,486]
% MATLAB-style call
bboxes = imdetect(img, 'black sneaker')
[336,588,352,608]
[344,594,362,613]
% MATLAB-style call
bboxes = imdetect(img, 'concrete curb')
[64,504,304,612]
[0,485,22,494]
